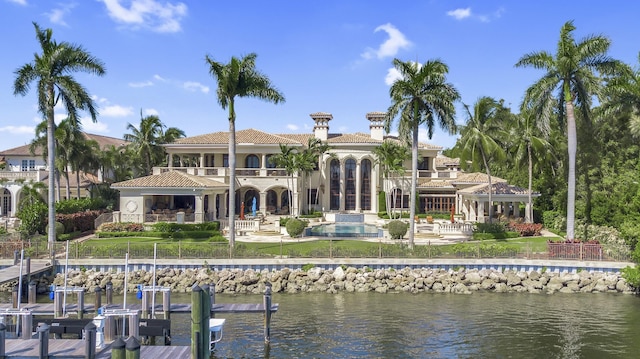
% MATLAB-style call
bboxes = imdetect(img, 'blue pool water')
[306,223,382,238]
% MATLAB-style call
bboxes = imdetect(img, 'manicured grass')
[85,237,222,245]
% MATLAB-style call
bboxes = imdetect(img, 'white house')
[111,112,539,224]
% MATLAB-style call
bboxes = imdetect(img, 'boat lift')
[209,318,226,350]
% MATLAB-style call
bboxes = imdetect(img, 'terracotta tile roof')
[172,129,301,145]
[435,155,460,167]
[39,171,100,188]
[0,132,129,156]
[111,170,227,189]
[453,172,506,184]
[458,182,539,196]
[417,179,455,188]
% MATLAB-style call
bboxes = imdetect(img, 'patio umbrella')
[450,203,455,223]
[240,202,245,220]
[252,197,257,217]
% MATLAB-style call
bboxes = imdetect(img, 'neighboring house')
[111,112,538,224]
[0,133,128,218]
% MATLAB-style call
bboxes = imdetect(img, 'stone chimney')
[366,112,386,141]
[310,112,332,141]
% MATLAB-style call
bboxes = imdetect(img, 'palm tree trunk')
[65,169,71,200]
[481,149,493,223]
[409,121,418,249]
[565,99,577,240]
[46,89,56,247]
[227,102,236,249]
[527,143,533,223]
[76,170,81,199]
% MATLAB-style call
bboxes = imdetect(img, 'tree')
[507,110,552,222]
[457,97,506,223]
[14,22,105,247]
[124,113,165,176]
[206,53,285,249]
[515,20,620,240]
[384,59,460,248]
[373,141,409,219]
[271,144,298,216]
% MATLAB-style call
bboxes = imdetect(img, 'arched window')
[245,154,259,168]
[329,159,340,210]
[345,158,356,210]
[265,154,276,168]
[360,159,371,210]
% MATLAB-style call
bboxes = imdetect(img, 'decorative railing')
[434,222,474,235]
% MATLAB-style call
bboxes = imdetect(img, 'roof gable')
[111,170,227,189]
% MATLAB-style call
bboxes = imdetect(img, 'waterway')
[164,292,640,359]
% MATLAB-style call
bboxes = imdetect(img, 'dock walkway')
[1,339,191,358]
[0,302,279,315]
[0,260,52,285]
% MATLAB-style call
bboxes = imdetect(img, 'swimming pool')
[306,223,382,238]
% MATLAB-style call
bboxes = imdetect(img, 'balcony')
[0,170,43,182]
[153,167,291,178]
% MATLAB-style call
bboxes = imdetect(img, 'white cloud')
[0,125,34,135]
[7,0,27,5]
[447,7,504,22]
[153,74,166,82]
[361,23,411,60]
[183,81,210,94]
[100,0,188,33]
[286,124,298,131]
[128,80,154,88]
[447,8,471,20]
[81,118,109,133]
[143,108,159,116]
[385,68,402,86]
[101,105,134,117]
[46,3,76,26]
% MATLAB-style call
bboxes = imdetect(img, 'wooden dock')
[1,339,191,358]
[0,302,279,315]
[0,261,52,285]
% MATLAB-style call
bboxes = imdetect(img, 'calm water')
[164,292,640,359]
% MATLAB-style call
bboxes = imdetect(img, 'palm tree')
[70,139,100,198]
[515,20,621,240]
[271,144,298,216]
[384,59,460,248]
[206,53,285,248]
[457,97,506,223]
[124,113,164,176]
[14,22,105,247]
[602,53,640,137]
[311,140,334,210]
[373,141,409,219]
[508,109,552,223]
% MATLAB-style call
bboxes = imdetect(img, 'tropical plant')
[515,20,621,240]
[124,113,164,176]
[205,52,285,249]
[13,22,105,246]
[271,144,298,215]
[384,58,460,248]
[457,96,506,223]
[373,141,409,219]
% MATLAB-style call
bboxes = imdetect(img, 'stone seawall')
[11,266,635,295]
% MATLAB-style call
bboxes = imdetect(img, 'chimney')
[310,112,332,141]
[366,112,386,141]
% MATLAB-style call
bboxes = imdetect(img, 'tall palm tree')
[384,59,460,248]
[271,144,298,216]
[602,53,640,137]
[311,140,334,209]
[373,141,409,219]
[206,53,285,248]
[508,110,552,223]
[457,97,506,223]
[14,22,105,247]
[70,139,100,198]
[515,20,620,240]
[124,113,164,176]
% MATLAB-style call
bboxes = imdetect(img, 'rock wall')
[17,266,634,295]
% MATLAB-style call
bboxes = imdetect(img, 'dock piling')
[28,281,36,304]
[0,323,5,359]
[77,290,85,319]
[11,287,17,309]
[83,322,96,359]
[125,336,140,359]
[162,291,170,320]
[263,283,272,345]
[106,282,113,305]
[37,323,50,359]
[20,312,32,340]
[110,337,125,359]
[94,287,102,312]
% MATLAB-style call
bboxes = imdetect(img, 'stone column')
[469,200,477,222]
[195,195,204,223]
[355,160,361,212]
[261,154,267,169]
[339,160,345,211]
[167,152,173,168]
[200,153,205,168]
[260,191,267,215]
[513,201,520,218]
[208,194,217,220]
[219,192,227,218]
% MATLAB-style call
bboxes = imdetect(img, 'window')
[266,155,276,168]
[418,157,430,170]
[360,159,371,210]
[223,154,229,167]
[245,155,259,168]
[308,189,318,205]
[345,159,356,210]
[29,160,35,171]
[21,160,28,172]
[330,159,340,210]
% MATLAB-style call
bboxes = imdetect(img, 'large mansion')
[111,112,536,224]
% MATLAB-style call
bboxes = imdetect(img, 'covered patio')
[457,182,540,223]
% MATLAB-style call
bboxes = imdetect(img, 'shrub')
[507,222,543,237]
[299,212,323,219]
[542,210,566,232]
[279,217,291,227]
[17,202,48,235]
[58,231,82,241]
[46,222,65,239]
[98,222,144,232]
[152,222,219,232]
[388,220,408,239]
[285,218,308,238]
[56,210,102,233]
[56,197,108,214]
[474,222,507,234]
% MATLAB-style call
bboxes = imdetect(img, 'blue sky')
[1,1,640,152]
